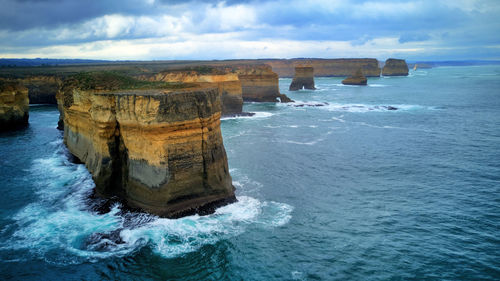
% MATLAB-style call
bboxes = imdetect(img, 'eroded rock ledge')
[289,66,316,91]
[382,59,409,76]
[57,72,235,218]
[342,69,367,86]
[0,80,29,131]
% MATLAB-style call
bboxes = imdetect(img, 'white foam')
[3,139,293,262]
[368,84,388,87]
[221,112,274,120]
[119,196,292,258]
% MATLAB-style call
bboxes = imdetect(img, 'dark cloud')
[0,0,499,59]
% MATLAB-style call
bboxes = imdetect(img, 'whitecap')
[221,112,274,120]
[2,139,293,262]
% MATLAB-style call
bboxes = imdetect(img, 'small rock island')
[289,66,316,91]
[0,80,29,131]
[342,69,367,85]
[382,58,409,76]
[57,72,236,218]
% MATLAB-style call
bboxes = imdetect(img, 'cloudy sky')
[0,0,499,60]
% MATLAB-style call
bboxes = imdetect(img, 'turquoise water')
[1,66,499,280]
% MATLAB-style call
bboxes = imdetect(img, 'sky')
[0,0,499,61]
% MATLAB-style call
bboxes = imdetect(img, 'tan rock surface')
[57,72,235,218]
[0,80,29,131]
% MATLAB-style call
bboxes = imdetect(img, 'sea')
[0,65,499,280]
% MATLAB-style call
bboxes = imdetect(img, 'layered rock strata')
[236,65,292,102]
[57,72,235,218]
[0,80,29,131]
[289,66,316,91]
[138,69,243,116]
[263,58,381,77]
[342,69,367,85]
[22,76,62,104]
[382,59,409,76]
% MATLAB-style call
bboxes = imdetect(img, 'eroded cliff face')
[20,76,62,104]
[382,59,409,76]
[342,69,367,85]
[138,70,243,116]
[289,66,316,91]
[264,59,381,77]
[0,80,29,131]
[235,65,292,102]
[57,73,235,218]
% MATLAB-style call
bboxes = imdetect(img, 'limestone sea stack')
[342,69,367,85]
[57,72,236,218]
[0,80,29,131]
[289,66,316,91]
[382,59,409,76]
[236,64,293,102]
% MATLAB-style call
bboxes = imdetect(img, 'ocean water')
[1,66,499,280]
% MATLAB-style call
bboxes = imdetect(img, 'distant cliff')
[57,72,235,218]
[0,80,29,131]
[289,66,315,91]
[382,59,409,76]
[263,59,381,77]
[21,76,61,104]
[137,67,243,116]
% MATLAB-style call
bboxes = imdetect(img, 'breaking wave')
[1,138,292,263]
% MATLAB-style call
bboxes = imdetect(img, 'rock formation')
[236,64,292,102]
[262,58,381,77]
[138,67,244,116]
[22,76,62,104]
[342,69,367,85]
[0,80,29,131]
[57,72,236,218]
[289,66,316,91]
[382,59,409,76]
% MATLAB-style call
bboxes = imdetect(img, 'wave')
[1,139,292,263]
[221,112,274,120]
[285,101,436,113]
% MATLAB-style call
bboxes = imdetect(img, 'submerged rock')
[382,58,409,76]
[0,80,29,131]
[289,66,316,91]
[342,69,367,85]
[57,72,236,218]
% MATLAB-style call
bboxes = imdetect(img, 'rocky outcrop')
[0,80,29,131]
[235,64,292,102]
[289,66,315,91]
[138,69,243,116]
[57,72,235,218]
[263,58,381,77]
[342,69,367,85]
[21,76,62,104]
[382,59,409,76]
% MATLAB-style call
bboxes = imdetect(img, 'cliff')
[57,72,235,218]
[382,59,409,76]
[289,66,316,91]
[235,64,292,102]
[263,58,381,77]
[342,69,367,85]
[0,80,29,131]
[137,67,243,116]
[21,76,62,104]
